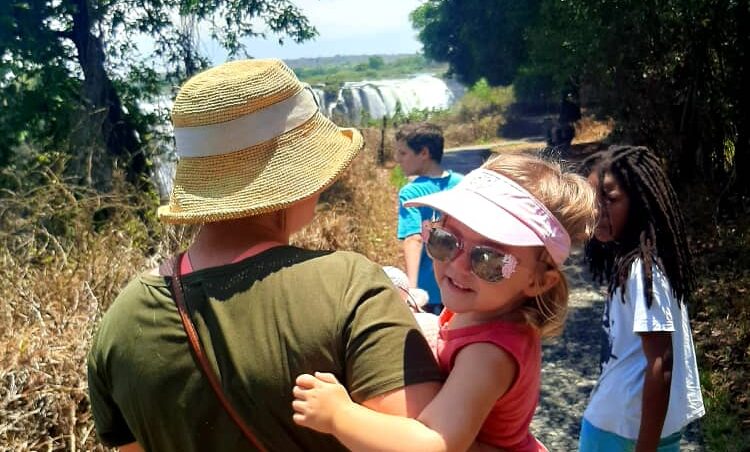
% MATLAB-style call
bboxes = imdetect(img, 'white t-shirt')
[583,259,705,439]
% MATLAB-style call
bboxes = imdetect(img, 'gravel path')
[531,251,705,451]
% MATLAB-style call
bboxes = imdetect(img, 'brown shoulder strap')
[170,252,268,451]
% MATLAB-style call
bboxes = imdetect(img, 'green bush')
[446,79,514,123]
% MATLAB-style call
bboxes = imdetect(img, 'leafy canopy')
[1,0,317,181]
[410,0,540,86]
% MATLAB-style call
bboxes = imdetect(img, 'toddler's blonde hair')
[482,153,597,337]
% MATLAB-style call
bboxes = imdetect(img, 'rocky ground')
[531,252,705,451]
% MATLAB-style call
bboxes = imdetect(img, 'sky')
[202,0,425,61]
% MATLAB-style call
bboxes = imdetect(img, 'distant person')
[395,122,463,314]
[579,145,705,451]
[292,153,598,452]
[86,59,443,452]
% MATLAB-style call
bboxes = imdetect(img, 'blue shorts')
[579,418,681,452]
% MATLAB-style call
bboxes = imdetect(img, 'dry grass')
[0,133,402,450]
[488,140,548,155]
[572,116,614,146]
[441,114,505,148]
[0,169,169,450]
[294,128,402,266]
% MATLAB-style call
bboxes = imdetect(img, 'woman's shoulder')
[301,249,377,269]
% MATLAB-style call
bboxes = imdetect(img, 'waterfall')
[317,74,462,125]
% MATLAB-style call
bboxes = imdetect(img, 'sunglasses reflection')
[425,226,519,282]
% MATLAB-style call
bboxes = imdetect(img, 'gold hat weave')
[158,59,363,224]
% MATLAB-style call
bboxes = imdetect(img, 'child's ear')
[523,268,560,298]
[418,146,430,158]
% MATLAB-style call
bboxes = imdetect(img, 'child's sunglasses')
[424,226,518,283]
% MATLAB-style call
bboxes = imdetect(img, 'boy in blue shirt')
[395,123,463,314]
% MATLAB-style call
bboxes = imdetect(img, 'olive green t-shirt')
[87,246,442,451]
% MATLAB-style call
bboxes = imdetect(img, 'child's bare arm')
[292,343,516,452]
[637,332,673,452]
[293,372,446,450]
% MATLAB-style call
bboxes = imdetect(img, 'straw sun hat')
[158,59,364,224]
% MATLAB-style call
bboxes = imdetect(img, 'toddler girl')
[292,154,597,451]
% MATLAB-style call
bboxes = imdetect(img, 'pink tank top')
[436,310,542,451]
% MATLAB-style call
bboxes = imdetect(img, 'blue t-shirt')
[397,171,463,308]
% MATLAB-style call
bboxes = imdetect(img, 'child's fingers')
[314,371,339,384]
[291,399,307,414]
[292,412,307,425]
[295,373,319,388]
[292,385,307,400]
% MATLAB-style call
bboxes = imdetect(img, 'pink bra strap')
[180,251,193,275]
[180,241,284,275]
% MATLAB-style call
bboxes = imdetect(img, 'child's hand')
[292,372,352,434]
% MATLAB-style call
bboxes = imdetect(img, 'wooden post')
[379,115,387,166]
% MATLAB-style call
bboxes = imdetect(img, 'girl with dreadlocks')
[579,145,704,452]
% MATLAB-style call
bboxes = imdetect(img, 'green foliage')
[411,0,750,193]
[410,0,540,86]
[388,102,435,128]
[368,56,385,70]
[1,0,317,188]
[294,54,446,85]
[389,166,408,189]
[518,0,750,188]
[457,79,514,118]
[0,61,83,169]
[699,373,749,451]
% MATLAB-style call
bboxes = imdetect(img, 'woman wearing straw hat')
[86,59,443,452]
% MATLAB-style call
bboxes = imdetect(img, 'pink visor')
[404,168,571,266]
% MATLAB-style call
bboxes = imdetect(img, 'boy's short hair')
[395,122,444,163]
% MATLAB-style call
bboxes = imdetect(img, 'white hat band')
[174,87,319,157]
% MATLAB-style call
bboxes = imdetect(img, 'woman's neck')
[189,215,288,270]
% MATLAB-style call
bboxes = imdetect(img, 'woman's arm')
[293,342,516,452]
[636,331,673,452]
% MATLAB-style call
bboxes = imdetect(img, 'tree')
[410,0,749,197]
[1,0,316,188]
[367,56,385,70]
[520,0,749,193]
[410,0,540,86]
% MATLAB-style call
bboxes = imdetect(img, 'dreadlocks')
[582,145,696,307]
